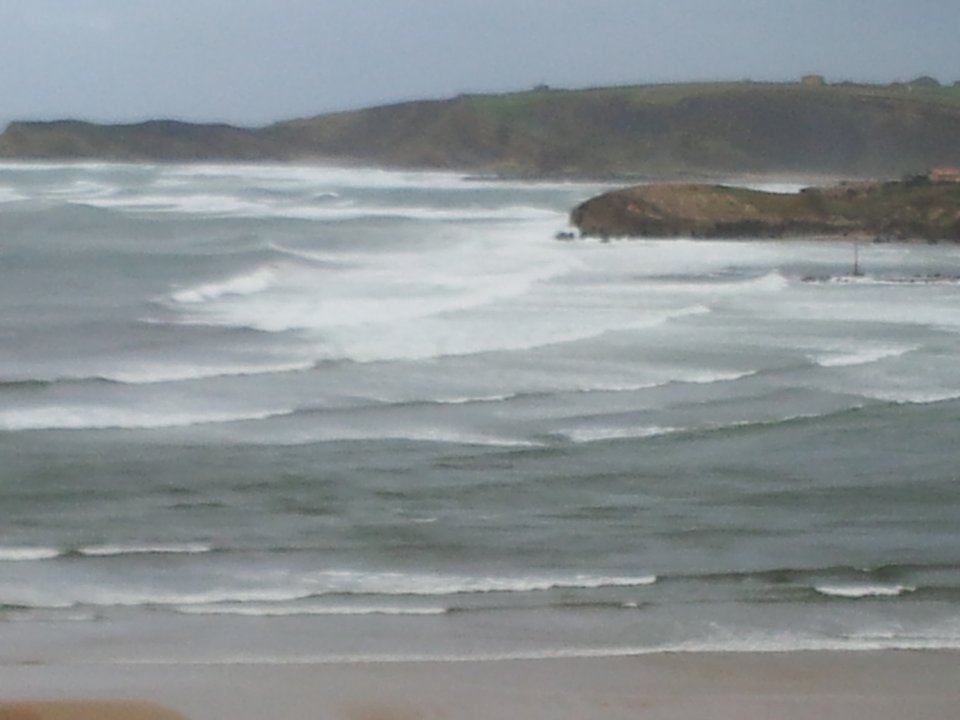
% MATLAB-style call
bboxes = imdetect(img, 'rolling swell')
[4,163,960,657]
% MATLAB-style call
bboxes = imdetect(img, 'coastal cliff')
[570,178,960,241]
[3,82,960,177]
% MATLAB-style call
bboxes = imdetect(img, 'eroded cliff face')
[570,181,960,241]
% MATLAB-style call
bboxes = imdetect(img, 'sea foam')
[814,584,916,599]
[170,265,278,304]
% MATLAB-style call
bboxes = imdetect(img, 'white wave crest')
[299,570,658,596]
[565,426,682,443]
[0,186,27,203]
[7,571,657,612]
[170,265,278,304]
[173,603,448,617]
[812,345,917,368]
[683,369,758,384]
[0,406,293,431]
[0,547,60,562]
[102,359,316,384]
[814,584,916,599]
[378,429,540,448]
[12,587,319,610]
[78,543,213,557]
[858,388,960,405]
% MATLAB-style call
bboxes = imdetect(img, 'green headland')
[3,80,960,178]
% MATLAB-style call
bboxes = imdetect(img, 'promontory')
[570,176,960,242]
[3,80,960,178]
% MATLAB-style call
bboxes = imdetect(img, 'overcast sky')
[1,0,957,126]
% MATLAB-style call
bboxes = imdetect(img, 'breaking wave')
[0,406,295,431]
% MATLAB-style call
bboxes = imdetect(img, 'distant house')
[909,76,941,89]
[929,167,960,183]
[801,74,826,88]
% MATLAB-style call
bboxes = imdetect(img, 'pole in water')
[852,239,862,276]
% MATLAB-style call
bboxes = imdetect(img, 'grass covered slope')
[0,120,273,161]
[3,82,960,176]
[268,82,960,177]
[571,178,960,241]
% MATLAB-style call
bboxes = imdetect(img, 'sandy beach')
[2,651,958,720]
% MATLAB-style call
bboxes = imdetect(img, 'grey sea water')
[1,162,960,664]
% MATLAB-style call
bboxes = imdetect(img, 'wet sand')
[2,651,959,720]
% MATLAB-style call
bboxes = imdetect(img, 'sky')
[0,0,957,126]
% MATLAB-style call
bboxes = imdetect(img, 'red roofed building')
[929,167,960,183]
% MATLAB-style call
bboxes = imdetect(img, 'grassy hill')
[3,82,960,177]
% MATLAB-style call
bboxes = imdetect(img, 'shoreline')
[3,650,959,720]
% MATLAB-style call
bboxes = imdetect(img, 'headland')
[3,80,960,178]
[570,175,960,241]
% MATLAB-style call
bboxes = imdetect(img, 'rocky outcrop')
[571,179,960,241]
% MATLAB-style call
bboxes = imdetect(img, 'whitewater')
[1,161,960,665]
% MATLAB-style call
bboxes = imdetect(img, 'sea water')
[1,162,959,665]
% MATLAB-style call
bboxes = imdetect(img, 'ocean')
[1,161,959,666]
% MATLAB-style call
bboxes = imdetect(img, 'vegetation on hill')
[3,82,960,177]
[570,176,960,241]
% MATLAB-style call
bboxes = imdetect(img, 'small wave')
[0,376,111,391]
[564,426,682,443]
[814,584,917,599]
[0,406,295,431]
[395,431,539,448]
[807,274,960,286]
[101,359,316,384]
[7,572,658,612]
[78,543,213,557]
[744,270,791,292]
[266,242,350,265]
[173,603,448,617]
[563,369,755,396]
[0,547,61,562]
[0,543,214,563]
[859,389,960,405]
[299,570,658,596]
[0,186,27,203]
[267,412,540,447]
[430,394,518,405]
[811,345,917,368]
[2,361,316,388]
[13,587,320,611]
[682,369,758,384]
[105,635,960,666]
[170,265,278,304]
